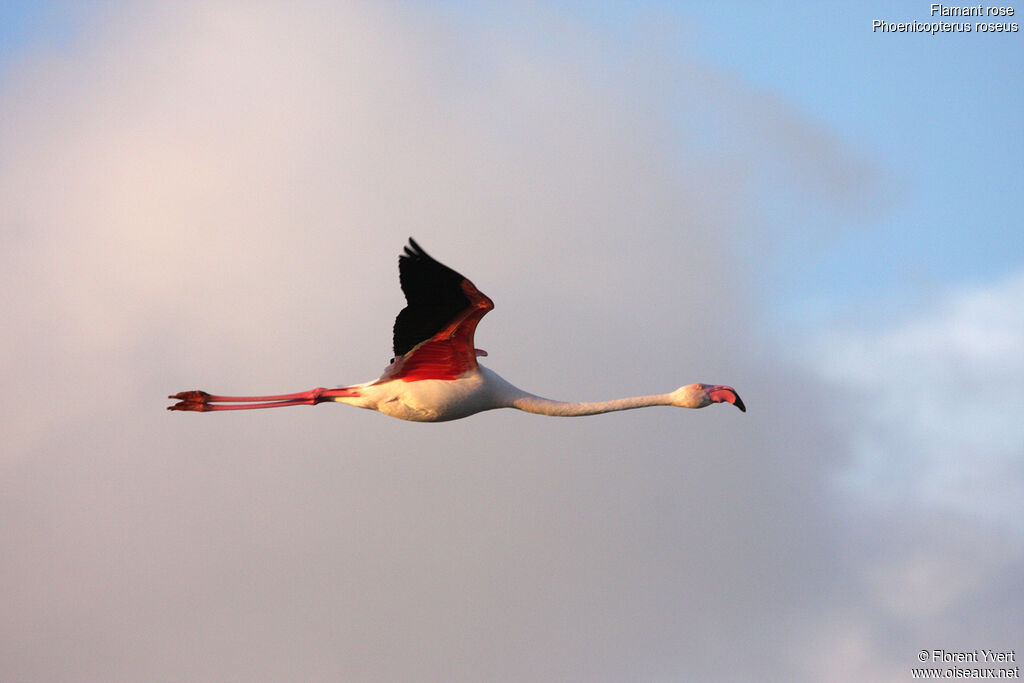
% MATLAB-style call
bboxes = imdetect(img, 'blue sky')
[1,3,1021,681]
[688,2,1023,324]
[0,1,76,67]
[599,2,1022,321]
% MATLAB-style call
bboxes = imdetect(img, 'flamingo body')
[169,239,745,420]
[337,366,515,422]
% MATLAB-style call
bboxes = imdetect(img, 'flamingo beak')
[706,385,746,412]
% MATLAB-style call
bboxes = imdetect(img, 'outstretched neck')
[478,366,692,417]
[509,392,675,417]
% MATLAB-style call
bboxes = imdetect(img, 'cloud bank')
[818,270,1024,528]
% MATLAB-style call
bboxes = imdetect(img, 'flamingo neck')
[509,392,675,417]
[477,366,677,417]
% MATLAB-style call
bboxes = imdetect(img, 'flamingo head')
[672,383,746,412]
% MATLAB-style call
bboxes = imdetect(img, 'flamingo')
[168,239,745,421]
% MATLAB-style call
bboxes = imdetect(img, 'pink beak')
[706,385,746,412]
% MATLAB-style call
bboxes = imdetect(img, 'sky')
[1,2,1021,681]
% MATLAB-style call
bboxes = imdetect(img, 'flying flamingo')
[168,239,745,421]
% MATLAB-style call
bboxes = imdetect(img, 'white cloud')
[814,271,1024,529]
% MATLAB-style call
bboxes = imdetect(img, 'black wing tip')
[403,237,427,261]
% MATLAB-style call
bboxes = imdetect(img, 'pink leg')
[167,387,360,412]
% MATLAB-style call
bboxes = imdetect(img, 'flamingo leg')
[167,387,359,412]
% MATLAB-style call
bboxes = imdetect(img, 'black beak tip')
[734,395,746,412]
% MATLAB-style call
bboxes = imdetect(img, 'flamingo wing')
[388,238,494,381]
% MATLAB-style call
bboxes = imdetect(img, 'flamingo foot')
[167,390,213,411]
